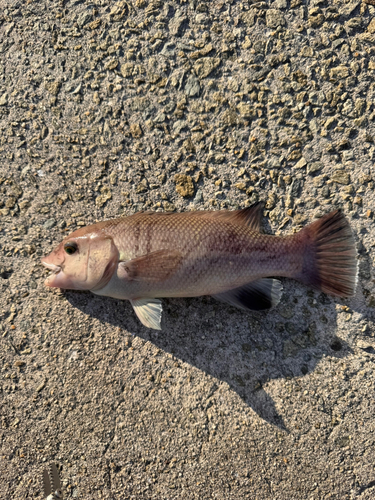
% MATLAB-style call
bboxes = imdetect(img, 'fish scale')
[42,205,358,330]
[96,212,298,299]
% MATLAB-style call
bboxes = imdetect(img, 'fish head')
[41,226,119,291]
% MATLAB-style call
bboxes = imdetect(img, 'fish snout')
[41,259,62,287]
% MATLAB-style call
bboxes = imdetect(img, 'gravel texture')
[1,0,375,498]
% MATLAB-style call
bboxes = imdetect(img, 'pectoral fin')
[131,298,163,330]
[212,278,283,311]
[119,250,182,283]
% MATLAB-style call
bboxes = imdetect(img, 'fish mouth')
[41,261,62,275]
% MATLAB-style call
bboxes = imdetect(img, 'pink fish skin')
[41,204,358,330]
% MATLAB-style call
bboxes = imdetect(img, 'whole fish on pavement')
[42,203,358,330]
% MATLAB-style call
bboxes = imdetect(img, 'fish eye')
[64,242,78,255]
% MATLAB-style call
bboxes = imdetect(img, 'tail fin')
[295,210,358,297]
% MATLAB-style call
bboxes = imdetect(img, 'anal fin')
[212,278,283,311]
[131,298,163,330]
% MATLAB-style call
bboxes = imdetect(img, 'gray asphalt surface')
[1,0,375,498]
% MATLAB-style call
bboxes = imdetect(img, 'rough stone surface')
[0,0,375,499]
[266,9,286,28]
[331,171,351,185]
[185,75,200,97]
[194,57,221,78]
[174,174,195,198]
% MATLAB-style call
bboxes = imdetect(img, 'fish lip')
[41,261,62,274]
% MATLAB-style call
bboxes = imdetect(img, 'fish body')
[42,204,358,329]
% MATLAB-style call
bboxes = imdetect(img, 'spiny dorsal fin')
[128,203,264,231]
[195,202,264,231]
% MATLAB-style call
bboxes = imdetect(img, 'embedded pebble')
[43,218,56,230]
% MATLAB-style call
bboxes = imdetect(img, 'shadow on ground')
[64,279,357,430]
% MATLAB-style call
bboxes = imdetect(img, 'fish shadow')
[65,279,357,430]
[66,286,350,429]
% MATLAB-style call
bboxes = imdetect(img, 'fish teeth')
[42,261,61,274]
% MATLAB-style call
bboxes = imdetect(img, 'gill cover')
[88,236,119,291]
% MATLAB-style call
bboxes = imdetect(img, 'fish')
[41,203,358,330]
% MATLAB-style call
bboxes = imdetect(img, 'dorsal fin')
[127,203,264,231]
[199,202,264,231]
